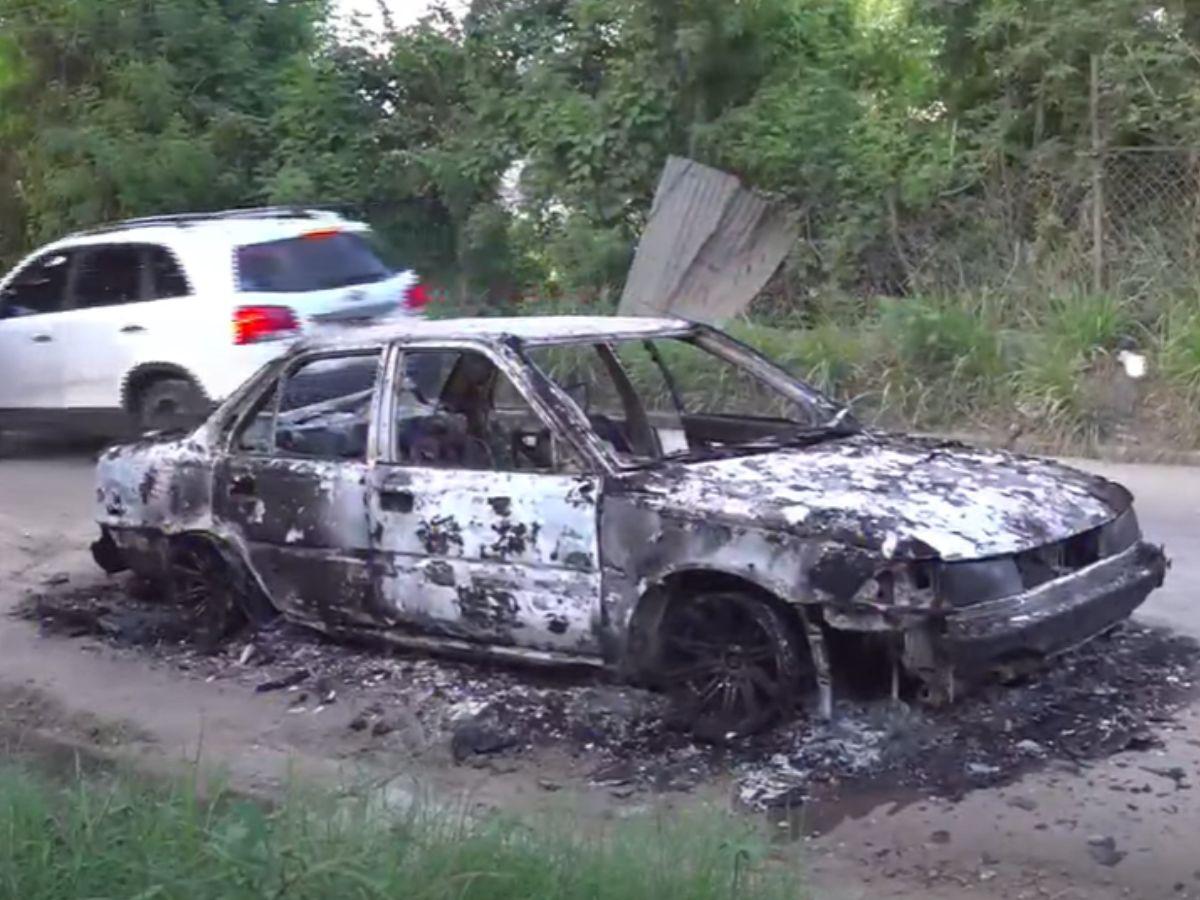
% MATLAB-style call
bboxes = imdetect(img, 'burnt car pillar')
[797,605,834,719]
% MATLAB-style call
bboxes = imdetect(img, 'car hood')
[617,433,1130,561]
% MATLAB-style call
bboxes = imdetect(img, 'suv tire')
[135,377,208,433]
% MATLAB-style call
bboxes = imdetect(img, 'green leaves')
[0,0,322,258]
[3,0,1200,302]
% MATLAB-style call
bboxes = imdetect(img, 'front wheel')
[657,590,803,741]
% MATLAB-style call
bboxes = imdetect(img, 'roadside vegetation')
[437,286,1197,453]
[3,0,1200,449]
[0,765,802,900]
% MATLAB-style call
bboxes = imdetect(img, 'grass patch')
[1159,301,1200,392]
[0,765,803,900]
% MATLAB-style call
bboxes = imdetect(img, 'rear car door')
[0,248,75,411]
[214,350,385,630]
[55,243,200,410]
[367,344,603,656]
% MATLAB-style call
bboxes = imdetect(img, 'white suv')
[0,206,428,434]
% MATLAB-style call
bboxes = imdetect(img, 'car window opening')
[392,349,576,474]
[527,336,852,465]
[234,352,381,461]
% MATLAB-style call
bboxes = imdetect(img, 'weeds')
[0,766,803,900]
[1159,302,1200,392]
[1035,292,1133,360]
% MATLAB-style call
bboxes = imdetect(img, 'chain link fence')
[1102,147,1200,283]
[761,144,1200,308]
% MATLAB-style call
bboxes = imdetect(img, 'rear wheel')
[167,539,247,650]
[135,377,208,433]
[657,590,803,741]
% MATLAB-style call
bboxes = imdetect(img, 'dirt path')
[3,443,1200,899]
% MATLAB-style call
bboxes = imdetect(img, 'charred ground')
[18,574,1200,835]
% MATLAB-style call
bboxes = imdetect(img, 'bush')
[1159,303,1200,392]
[1034,292,1134,360]
[880,296,1006,384]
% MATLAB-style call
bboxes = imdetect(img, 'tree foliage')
[1,0,1199,298]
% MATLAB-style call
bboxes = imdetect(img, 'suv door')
[214,350,384,630]
[56,243,194,410]
[0,248,75,411]
[367,344,603,656]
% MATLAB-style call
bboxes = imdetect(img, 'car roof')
[48,207,369,251]
[295,315,697,351]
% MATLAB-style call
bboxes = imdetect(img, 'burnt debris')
[18,579,1200,823]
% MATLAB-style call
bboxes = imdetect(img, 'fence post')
[1090,53,1106,293]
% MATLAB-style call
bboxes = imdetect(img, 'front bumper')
[941,541,1167,666]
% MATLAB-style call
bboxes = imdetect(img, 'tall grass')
[0,766,803,900]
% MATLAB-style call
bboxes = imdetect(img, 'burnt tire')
[167,539,249,650]
[657,590,802,741]
[135,377,208,433]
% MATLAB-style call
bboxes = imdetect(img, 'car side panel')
[368,465,604,655]
[209,455,377,628]
[0,312,65,409]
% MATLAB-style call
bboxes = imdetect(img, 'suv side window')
[0,250,73,318]
[147,245,190,299]
[73,245,145,308]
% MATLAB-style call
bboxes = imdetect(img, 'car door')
[367,344,603,656]
[0,248,75,411]
[55,242,197,410]
[213,349,385,630]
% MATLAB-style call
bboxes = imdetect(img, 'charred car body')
[91,317,1167,735]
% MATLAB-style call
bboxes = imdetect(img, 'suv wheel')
[136,377,208,432]
[657,590,803,741]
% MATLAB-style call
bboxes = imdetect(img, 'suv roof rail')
[69,205,351,238]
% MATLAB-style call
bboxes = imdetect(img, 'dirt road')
[1,441,1198,898]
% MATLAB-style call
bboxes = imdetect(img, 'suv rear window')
[235,232,392,293]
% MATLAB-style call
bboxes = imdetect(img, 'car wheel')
[168,539,247,650]
[136,377,208,433]
[657,590,802,741]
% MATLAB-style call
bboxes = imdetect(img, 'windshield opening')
[525,335,850,465]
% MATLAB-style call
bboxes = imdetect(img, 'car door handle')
[31,333,51,343]
[120,324,145,334]
[229,475,257,497]
[380,489,414,513]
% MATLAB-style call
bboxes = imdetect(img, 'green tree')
[0,0,321,250]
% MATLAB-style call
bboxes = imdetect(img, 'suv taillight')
[234,305,299,344]
[403,281,430,311]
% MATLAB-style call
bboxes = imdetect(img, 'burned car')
[91,316,1167,736]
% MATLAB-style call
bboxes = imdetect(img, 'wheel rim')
[171,544,234,643]
[661,593,794,737]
